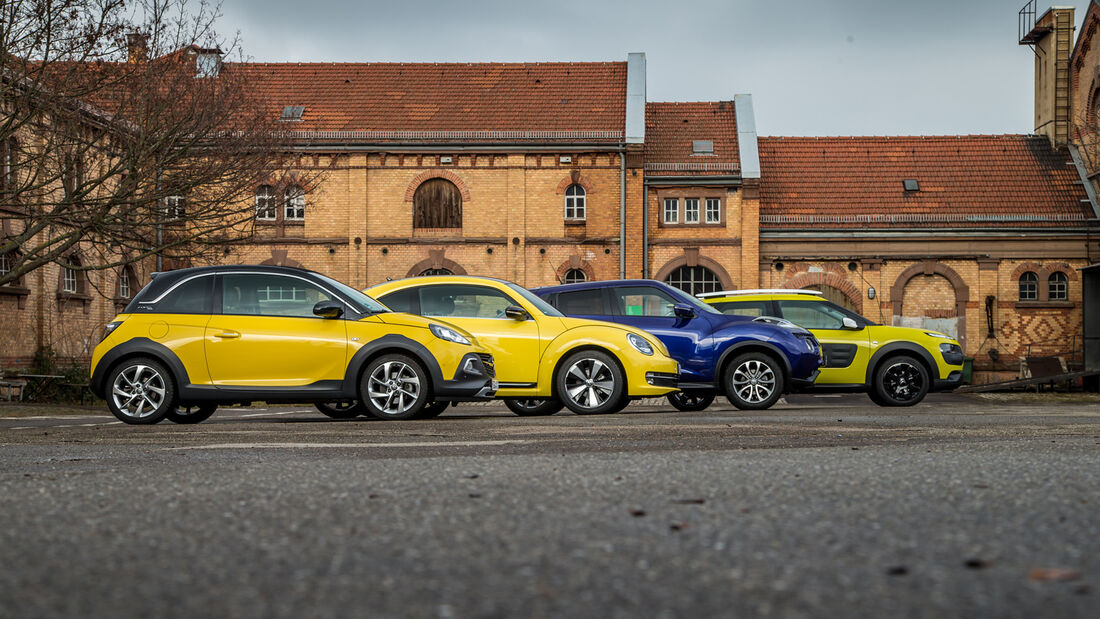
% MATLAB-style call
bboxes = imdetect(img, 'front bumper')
[932,370,964,392]
[790,368,821,391]
[628,357,680,396]
[434,353,498,401]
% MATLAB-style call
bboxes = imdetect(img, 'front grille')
[477,353,496,377]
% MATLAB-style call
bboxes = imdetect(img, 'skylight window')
[692,140,714,155]
[903,179,920,192]
[281,106,305,121]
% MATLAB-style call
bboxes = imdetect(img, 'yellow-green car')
[366,275,680,416]
[700,289,964,406]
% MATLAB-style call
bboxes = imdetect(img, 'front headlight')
[627,333,654,356]
[430,323,471,346]
[924,331,954,340]
[100,321,123,343]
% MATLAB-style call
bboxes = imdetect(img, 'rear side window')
[153,276,213,314]
[557,289,606,315]
[377,287,419,314]
[711,300,770,317]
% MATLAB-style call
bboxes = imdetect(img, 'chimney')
[126,33,149,63]
[1020,3,1075,147]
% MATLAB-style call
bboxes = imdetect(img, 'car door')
[204,273,348,387]
[604,285,711,381]
[388,283,541,387]
[775,300,870,385]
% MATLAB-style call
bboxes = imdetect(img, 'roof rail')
[695,288,824,299]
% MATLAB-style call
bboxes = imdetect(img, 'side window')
[557,289,606,315]
[711,300,770,317]
[154,276,213,314]
[377,287,419,314]
[221,274,337,318]
[417,284,517,319]
[612,286,680,317]
[776,300,846,329]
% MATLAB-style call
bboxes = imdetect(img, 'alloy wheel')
[881,361,923,403]
[366,361,422,416]
[111,364,167,419]
[730,359,776,404]
[563,358,616,410]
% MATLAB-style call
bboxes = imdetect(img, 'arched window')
[564,184,586,221]
[1048,271,1068,301]
[119,266,138,300]
[1019,271,1038,301]
[564,268,587,284]
[60,255,83,294]
[420,268,453,276]
[413,178,462,228]
[1,137,17,191]
[665,265,722,297]
[284,185,305,221]
[255,185,276,221]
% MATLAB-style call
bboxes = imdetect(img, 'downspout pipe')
[642,177,648,278]
[620,146,626,279]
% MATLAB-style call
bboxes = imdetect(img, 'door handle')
[214,331,240,339]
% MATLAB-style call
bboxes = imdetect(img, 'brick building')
[4,11,1099,381]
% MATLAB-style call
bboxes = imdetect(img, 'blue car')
[532,280,823,411]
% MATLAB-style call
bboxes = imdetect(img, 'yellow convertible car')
[366,276,680,415]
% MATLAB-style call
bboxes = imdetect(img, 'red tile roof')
[226,62,627,141]
[644,102,739,176]
[758,135,1094,228]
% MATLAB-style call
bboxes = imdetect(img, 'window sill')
[1014,301,1074,309]
[56,291,92,314]
[0,285,30,309]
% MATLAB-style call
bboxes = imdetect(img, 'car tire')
[416,400,451,419]
[723,352,784,410]
[555,350,626,415]
[359,354,430,420]
[866,389,888,407]
[667,390,715,412]
[105,357,176,425]
[872,355,930,407]
[315,401,365,419]
[166,403,217,424]
[504,398,564,416]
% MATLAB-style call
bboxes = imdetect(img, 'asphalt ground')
[1,393,1098,618]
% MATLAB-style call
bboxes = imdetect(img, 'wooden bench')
[0,380,25,401]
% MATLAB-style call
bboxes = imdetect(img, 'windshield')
[316,274,389,313]
[507,282,564,317]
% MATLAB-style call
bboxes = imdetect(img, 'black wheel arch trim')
[865,343,936,385]
[343,333,447,396]
[91,338,191,400]
[714,341,793,390]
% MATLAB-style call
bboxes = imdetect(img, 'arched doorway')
[805,284,857,312]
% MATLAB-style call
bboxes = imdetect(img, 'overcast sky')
[218,0,1095,137]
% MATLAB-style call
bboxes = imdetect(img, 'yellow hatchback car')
[366,276,680,415]
[90,265,497,424]
[701,289,964,406]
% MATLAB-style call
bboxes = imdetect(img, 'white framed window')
[663,198,679,224]
[119,271,131,299]
[1048,271,1068,301]
[62,264,78,293]
[705,198,721,223]
[1019,272,1038,301]
[0,252,10,277]
[684,198,700,224]
[564,268,587,284]
[255,185,276,221]
[164,195,186,219]
[564,184,586,221]
[284,186,305,221]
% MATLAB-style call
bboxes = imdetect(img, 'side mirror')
[841,316,861,330]
[313,300,344,319]
[672,304,696,319]
[504,305,529,320]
